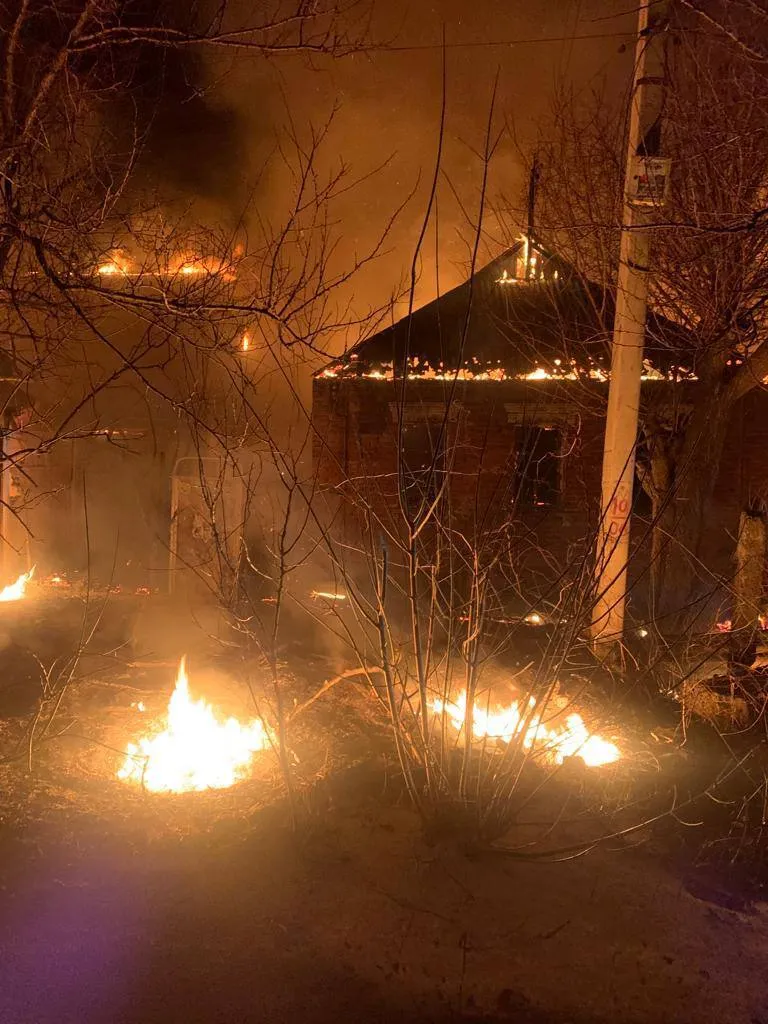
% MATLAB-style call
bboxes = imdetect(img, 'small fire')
[169,253,233,279]
[310,590,348,602]
[433,690,620,768]
[0,566,35,602]
[317,356,696,384]
[118,657,268,793]
[714,616,768,633]
[95,250,133,277]
[496,268,518,285]
[524,611,545,626]
[241,333,251,352]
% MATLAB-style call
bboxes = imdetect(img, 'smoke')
[105,0,255,223]
[100,0,637,333]
[133,53,248,214]
[9,0,638,601]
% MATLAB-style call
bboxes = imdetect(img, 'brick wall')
[312,376,768,593]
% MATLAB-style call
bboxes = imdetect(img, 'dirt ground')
[1,761,768,1024]
[0,600,767,1024]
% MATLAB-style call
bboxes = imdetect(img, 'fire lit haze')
[118,658,268,793]
[178,1,634,325]
[5,0,768,1021]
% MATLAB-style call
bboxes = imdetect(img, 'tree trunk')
[651,391,732,631]
[729,505,765,669]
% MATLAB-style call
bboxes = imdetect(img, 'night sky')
[131,0,637,342]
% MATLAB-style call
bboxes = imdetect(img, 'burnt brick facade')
[311,242,768,608]
[313,377,768,585]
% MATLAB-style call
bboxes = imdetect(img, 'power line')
[362,31,636,54]
[588,2,667,24]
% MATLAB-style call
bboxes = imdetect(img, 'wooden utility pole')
[591,1,670,648]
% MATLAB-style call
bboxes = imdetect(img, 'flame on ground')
[433,690,620,768]
[0,566,35,602]
[118,657,267,793]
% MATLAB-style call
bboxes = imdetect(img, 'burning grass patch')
[117,657,269,793]
[0,651,390,845]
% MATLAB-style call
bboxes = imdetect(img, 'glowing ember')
[0,566,35,602]
[94,251,234,281]
[317,356,696,384]
[524,611,545,626]
[311,590,348,602]
[169,253,233,279]
[714,615,768,633]
[433,690,621,768]
[95,250,133,277]
[496,269,515,284]
[118,657,267,793]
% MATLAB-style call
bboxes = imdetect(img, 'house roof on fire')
[317,239,695,384]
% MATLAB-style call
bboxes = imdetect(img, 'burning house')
[0,252,250,597]
[312,238,768,607]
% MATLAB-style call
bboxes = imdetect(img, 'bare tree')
[0,0,414,777]
[523,18,768,629]
[677,0,768,63]
[0,0,388,570]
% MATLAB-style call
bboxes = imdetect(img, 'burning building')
[312,238,768,605]
[0,253,250,596]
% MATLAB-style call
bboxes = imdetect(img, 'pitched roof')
[317,240,695,384]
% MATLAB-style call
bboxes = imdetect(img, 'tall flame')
[118,657,267,793]
[0,566,35,602]
[433,690,620,768]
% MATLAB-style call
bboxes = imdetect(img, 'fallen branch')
[290,666,384,721]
